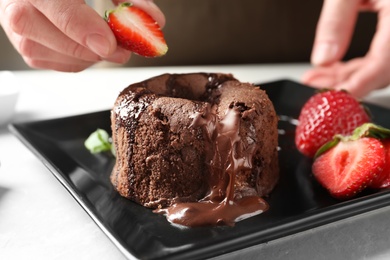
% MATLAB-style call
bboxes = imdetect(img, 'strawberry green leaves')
[314,123,390,158]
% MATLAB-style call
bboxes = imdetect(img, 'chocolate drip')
[110,73,278,227]
[154,105,268,227]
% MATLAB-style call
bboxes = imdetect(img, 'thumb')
[311,0,360,66]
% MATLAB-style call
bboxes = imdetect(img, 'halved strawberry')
[312,123,390,199]
[295,89,370,158]
[105,2,168,57]
[312,136,385,199]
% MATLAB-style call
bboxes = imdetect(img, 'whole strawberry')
[295,89,370,158]
[105,2,168,57]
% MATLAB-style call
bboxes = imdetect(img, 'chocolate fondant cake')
[110,73,279,226]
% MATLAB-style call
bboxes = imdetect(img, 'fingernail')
[86,34,111,57]
[311,42,338,66]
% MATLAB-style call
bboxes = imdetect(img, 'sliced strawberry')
[295,89,370,158]
[105,3,168,57]
[312,136,385,199]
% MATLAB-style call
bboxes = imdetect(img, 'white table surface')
[1,63,390,260]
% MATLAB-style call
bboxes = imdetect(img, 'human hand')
[301,0,390,98]
[0,0,165,72]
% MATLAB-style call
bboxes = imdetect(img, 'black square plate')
[10,80,390,260]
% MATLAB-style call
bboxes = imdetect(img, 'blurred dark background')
[0,0,377,70]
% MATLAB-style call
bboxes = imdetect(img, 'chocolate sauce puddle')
[154,105,268,227]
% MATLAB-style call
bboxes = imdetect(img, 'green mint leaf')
[84,128,113,155]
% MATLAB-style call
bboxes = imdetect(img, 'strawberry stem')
[352,123,390,140]
[314,123,390,159]
[104,2,133,21]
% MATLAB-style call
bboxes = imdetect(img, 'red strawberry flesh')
[106,3,168,57]
[312,137,385,199]
[370,138,390,189]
